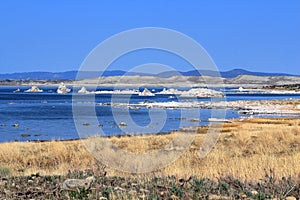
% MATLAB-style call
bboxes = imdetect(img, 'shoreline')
[2,115,300,144]
[1,74,300,88]
[0,98,299,143]
[0,117,299,181]
[2,82,300,90]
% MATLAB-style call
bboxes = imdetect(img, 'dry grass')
[0,140,94,176]
[0,118,299,181]
[172,118,300,180]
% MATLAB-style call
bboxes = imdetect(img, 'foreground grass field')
[0,118,299,199]
[0,118,299,181]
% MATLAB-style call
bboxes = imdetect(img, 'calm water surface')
[0,86,299,142]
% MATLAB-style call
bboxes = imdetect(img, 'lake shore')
[0,117,299,181]
[1,74,300,88]
[0,117,299,199]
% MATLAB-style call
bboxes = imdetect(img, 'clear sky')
[0,0,299,74]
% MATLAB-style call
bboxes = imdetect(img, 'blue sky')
[0,1,299,74]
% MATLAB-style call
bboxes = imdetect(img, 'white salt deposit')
[13,88,21,93]
[57,83,71,94]
[25,86,43,93]
[78,86,89,94]
[139,88,155,96]
[233,88,300,95]
[156,88,181,95]
[180,88,224,98]
[93,89,139,95]
[109,99,300,115]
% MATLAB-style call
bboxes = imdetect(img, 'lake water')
[0,86,299,142]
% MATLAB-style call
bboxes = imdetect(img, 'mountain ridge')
[0,69,297,80]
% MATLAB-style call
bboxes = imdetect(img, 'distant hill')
[0,69,297,80]
[0,71,78,80]
[0,71,152,80]
[220,69,295,78]
[157,70,218,77]
[158,69,295,78]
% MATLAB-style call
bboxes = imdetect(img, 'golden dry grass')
[0,118,299,181]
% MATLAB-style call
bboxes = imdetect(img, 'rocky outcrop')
[78,86,89,94]
[57,83,71,94]
[139,88,155,96]
[61,176,95,191]
[24,86,43,93]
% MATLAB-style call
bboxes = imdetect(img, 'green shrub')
[0,166,11,177]
[101,186,113,199]
[68,187,90,200]
[170,185,183,198]
[192,178,206,193]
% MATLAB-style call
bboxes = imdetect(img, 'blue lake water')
[0,86,299,142]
